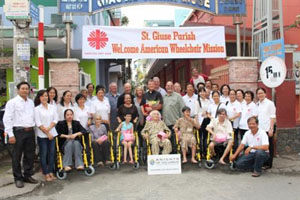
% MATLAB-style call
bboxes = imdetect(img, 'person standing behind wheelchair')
[3,81,38,188]
[34,90,58,182]
[55,109,87,172]
[162,81,185,153]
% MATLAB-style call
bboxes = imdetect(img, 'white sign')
[147,154,181,175]
[4,0,30,20]
[17,43,30,57]
[82,26,226,59]
[260,56,287,88]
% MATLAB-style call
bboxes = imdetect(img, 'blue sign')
[260,39,285,62]
[218,0,246,15]
[59,0,90,13]
[93,0,216,14]
[30,1,39,21]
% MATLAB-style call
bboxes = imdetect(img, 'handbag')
[122,129,135,142]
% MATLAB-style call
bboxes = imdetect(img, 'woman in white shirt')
[57,90,74,121]
[220,84,230,104]
[236,89,246,106]
[239,91,258,140]
[34,90,58,182]
[207,91,226,120]
[74,94,91,130]
[256,87,276,168]
[226,89,241,150]
[194,87,211,157]
[90,87,111,128]
[47,87,58,111]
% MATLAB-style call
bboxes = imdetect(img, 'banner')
[82,26,226,59]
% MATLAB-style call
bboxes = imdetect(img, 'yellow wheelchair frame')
[111,130,140,169]
[205,131,235,169]
[55,133,95,180]
[175,128,202,167]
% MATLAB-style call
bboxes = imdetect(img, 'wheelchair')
[204,131,235,170]
[175,128,202,167]
[55,133,95,180]
[141,129,172,165]
[110,130,140,170]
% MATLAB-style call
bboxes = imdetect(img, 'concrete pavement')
[0,153,299,200]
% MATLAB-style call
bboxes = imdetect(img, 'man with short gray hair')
[153,77,167,96]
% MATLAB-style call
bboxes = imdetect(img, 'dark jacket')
[55,120,88,149]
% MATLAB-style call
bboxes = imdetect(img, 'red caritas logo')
[88,30,108,50]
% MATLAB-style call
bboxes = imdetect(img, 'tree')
[121,16,129,26]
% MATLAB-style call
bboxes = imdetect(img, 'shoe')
[45,174,52,182]
[252,172,261,177]
[23,177,38,184]
[15,180,24,188]
[97,162,104,167]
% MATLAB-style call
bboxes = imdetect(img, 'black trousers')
[12,128,36,181]
[167,125,176,154]
[92,141,110,163]
[266,133,274,168]
[199,118,210,157]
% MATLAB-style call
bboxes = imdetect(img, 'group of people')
[3,70,276,188]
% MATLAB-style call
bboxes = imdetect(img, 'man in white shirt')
[230,117,270,177]
[153,76,167,96]
[3,82,38,188]
[182,83,198,117]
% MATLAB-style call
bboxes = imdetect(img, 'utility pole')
[63,13,73,58]
[4,0,31,96]
[233,15,243,57]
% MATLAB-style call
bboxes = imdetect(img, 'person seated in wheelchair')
[89,115,110,167]
[206,108,233,165]
[174,106,200,164]
[141,110,172,155]
[116,113,135,164]
[55,109,88,172]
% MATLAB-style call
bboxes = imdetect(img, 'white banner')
[82,26,226,59]
[147,154,181,175]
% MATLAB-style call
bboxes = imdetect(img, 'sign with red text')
[82,26,226,59]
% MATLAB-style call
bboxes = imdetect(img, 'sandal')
[191,160,198,164]
[76,166,84,170]
[45,174,52,182]
[129,160,134,164]
[64,166,72,172]
[97,162,104,167]
[49,173,57,180]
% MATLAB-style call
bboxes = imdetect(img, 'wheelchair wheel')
[116,162,120,170]
[110,163,116,170]
[56,170,67,180]
[204,160,215,169]
[198,161,202,168]
[84,166,95,176]
[229,162,235,171]
[133,162,140,169]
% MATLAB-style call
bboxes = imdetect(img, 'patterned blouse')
[141,120,170,139]
[173,118,195,136]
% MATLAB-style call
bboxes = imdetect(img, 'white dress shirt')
[74,105,90,130]
[90,98,111,121]
[241,129,269,153]
[239,102,258,130]
[3,95,35,137]
[57,103,74,121]
[226,100,242,129]
[183,93,198,117]
[257,98,276,132]
[34,104,58,138]
[220,95,230,104]
[207,102,226,119]
[157,87,167,97]
[194,97,211,125]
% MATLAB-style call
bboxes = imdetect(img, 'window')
[226,42,250,57]
[51,14,62,25]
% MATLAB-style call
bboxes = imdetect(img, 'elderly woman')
[174,106,199,164]
[206,108,233,165]
[141,110,172,155]
[55,109,87,171]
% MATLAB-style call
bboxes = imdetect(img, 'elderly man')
[182,83,198,117]
[162,81,185,153]
[117,82,135,108]
[105,82,120,131]
[153,77,167,96]
[3,82,38,188]
[230,117,270,177]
